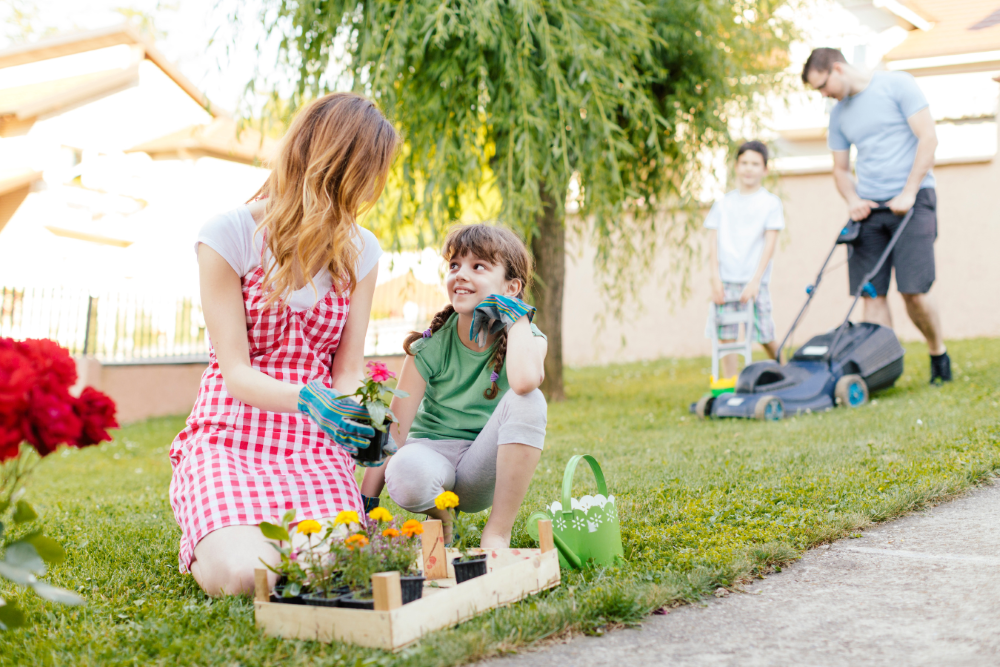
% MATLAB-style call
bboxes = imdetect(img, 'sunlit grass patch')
[1,338,998,666]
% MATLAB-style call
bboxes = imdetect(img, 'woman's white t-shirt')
[195,205,382,311]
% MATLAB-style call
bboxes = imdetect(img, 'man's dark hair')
[737,140,768,165]
[801,48,847,85]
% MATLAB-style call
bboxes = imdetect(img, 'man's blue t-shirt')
[828,70,935,201]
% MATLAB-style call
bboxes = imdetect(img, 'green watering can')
[527,454,624,569]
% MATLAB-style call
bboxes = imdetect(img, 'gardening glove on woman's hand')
[469,294,536,347]
[298,381,375,455]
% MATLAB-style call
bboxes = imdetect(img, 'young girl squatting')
[361,225,547,548]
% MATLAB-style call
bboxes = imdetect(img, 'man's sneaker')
[930,351,952,385]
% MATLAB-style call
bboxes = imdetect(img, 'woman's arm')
[199,244,301,412]
[359,354,426,497]
[330,264,378,395]
[505,317,547,395]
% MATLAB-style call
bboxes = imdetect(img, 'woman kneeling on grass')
[361,225,548,548]
[169,93,399,596]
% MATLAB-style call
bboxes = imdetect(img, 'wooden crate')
[254,519,559,651]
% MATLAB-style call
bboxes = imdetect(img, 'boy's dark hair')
[801,48,847,84]
[737,140,768,165]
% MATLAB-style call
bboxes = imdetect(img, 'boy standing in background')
[705,140,785,380]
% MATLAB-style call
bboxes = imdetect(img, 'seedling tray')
[253,519,559,651]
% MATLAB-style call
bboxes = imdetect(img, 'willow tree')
[249,0,792,399]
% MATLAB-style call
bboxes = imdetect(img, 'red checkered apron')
[169,254,362,572]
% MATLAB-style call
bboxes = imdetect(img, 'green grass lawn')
[1,339,999,666]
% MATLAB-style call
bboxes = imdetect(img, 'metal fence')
[1,279,449,363]
[0,286,209,363]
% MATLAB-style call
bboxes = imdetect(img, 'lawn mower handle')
[824,206,916,367]
[775,206,906,364]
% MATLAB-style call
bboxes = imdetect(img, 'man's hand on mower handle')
[848,198,879,222]
[886,191,916,216]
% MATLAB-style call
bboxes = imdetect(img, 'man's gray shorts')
[848,187,936,296]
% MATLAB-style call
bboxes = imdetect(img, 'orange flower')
[345,534,369,550]
[401,519,424,537]
[382,528,400,538]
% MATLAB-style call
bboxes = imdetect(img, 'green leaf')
[281,509,296,527]
[30,581,85,606]
[5,541,45,574]
[26,535,66,564]
[0,520,5,540]
[12,500,38,524]
[259,522,290,543]
[366,400,387,426]
[385,387,409,398]
[0,599,25,629]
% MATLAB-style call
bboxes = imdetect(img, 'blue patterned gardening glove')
[469,294,536,347]
[297,381,376,455]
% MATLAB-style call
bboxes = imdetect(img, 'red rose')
[0,338,35,411]
[19,338,77,391]
[21,387,82,457]
[0,413,24,462]
[73,387,118,447]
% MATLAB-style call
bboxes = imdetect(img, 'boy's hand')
[740,281,760,304]
[711,280,726,306]
[298,381,376,455]
[469,295,536,347]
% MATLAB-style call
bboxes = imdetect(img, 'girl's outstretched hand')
[470,295,536,347]
[298,381,376,455]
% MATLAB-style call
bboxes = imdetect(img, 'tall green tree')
[248,0,793,399]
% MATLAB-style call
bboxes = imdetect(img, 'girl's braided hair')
[403,224,533,400]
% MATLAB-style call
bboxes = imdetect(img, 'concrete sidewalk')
[478,479,1000,667]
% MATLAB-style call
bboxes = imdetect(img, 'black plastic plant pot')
[400,575,425,604]
[452,555,488,584]
[337,591,375,610]
[270,583,306,605]
[353,420,391,465]
[301,588,349,607]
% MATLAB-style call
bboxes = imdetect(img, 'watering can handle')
[561,454,609,512]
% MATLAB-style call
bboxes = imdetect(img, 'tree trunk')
[530,184,566,401]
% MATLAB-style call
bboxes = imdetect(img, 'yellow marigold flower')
[345,534,369,550]
[368,507,393,523]
[334,510,360,526]
[401,519,424,537]
[296,519,322,536]
[382,528,400,538]
[434,491,459,510]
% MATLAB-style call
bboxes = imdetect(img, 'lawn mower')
[694,206,912,421]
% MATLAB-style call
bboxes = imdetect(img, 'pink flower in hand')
[366,361,395,383]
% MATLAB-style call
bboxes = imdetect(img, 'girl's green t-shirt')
[408,312,546,441]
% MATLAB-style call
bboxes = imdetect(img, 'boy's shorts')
[704,282,776,344]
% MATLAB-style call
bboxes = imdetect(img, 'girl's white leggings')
[383,389,547,514]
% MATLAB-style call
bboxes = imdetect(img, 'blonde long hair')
[251,93,399,308]
[403,224,533,400]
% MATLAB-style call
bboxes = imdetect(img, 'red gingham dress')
[169,255,362,572]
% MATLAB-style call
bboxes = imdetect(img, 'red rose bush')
[0,337,118,630]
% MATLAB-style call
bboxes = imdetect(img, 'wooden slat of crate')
[255,550,559,650]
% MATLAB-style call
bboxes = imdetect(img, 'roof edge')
[0,23,227,118]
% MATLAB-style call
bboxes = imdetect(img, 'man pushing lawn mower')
[803,48,950,385]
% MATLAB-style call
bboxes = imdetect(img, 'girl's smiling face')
[446,252,522,314]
